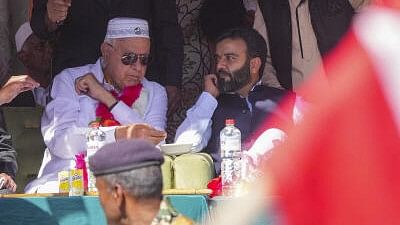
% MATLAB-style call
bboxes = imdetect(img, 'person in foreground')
[25,18,167,193]
[175,28,295,174]
[89,139,194,225]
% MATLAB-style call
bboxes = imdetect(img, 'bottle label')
[87,141,100,158]
[86,128,106,158]
[221,157,242,196]
[87,170,97,193]
[221,139,241,158]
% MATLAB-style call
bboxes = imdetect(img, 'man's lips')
[217,73,233,81]
[126,75,141,82]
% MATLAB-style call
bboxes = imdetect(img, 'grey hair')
[101,38,116,69]
[101,165,163,200]
[104,38,116,45]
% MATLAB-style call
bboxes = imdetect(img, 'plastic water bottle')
[86,122,106,192]
[220,119,242,196]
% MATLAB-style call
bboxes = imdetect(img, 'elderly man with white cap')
[25,18,167,193]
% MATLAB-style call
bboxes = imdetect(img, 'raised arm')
[30,0,71,39]
[41,71,116,159]
[174,92,217,152]
[175,74,219,152]
[0,75,39,105]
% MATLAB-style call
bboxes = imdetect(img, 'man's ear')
[112,183,125,207]
[17,51,26,63]
[112,183,127,219]
[250,57,262,79]
[101,42,112,61]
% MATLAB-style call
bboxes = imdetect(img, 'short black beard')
[216,59,250,94]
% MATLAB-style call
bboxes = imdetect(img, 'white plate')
[160,143,192,155]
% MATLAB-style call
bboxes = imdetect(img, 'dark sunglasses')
[121,53,150,66]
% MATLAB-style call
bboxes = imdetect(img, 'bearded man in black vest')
[175,28,295,175]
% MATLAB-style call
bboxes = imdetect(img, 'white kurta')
[174,92,217,152]
[25,59,167,193]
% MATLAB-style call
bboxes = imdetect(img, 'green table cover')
[0,195,209,225]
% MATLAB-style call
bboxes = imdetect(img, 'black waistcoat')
[205,86,294,174]
[258,0,354,90]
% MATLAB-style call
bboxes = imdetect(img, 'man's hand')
[165,85,181,117]
[47,0,71,24]
[75,73,117,108]
[115,124,167,145]
[0,75,40,105]
[204,74,219,98]
[0,173,17,192]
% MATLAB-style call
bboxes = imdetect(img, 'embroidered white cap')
[15,22,33,52]
[105,17,149,39]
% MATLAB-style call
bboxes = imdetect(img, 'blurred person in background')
[0,21,53,193]
[15,22,53,106]
[0,75,40,194]
[253,0,370,90]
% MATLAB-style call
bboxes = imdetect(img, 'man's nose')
[216,58,227,71]
[131,60,145,72]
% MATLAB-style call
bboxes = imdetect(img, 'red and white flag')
[267,1,400,225]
